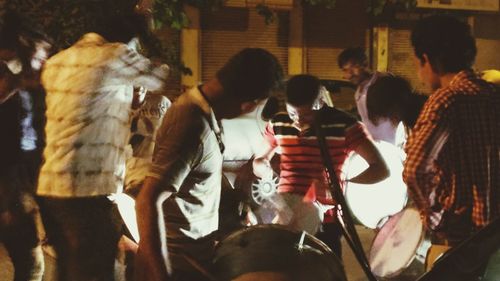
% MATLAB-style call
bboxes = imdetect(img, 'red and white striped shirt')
[265,106,369,201]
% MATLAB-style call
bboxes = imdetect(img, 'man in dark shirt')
[0,13,51,281]
[405,15,500,280]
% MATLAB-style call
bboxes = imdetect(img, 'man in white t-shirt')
[135,48,284,281]
[338,47,404,146]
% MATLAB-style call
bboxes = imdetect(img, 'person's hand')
[132,87,147,109]
[253,157,274,179]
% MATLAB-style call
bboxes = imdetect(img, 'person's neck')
[200,79,225,119]
[439,72,460,88]
[359,70,374,86]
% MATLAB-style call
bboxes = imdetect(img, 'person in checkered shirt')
[405,15,500,248]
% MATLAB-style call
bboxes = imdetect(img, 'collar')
[188,86,224,153]
[449,69,477,86]
[188,87,222,132]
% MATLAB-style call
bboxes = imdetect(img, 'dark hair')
[285,74,321,107]
[411,15,476,74]
[0,12,52,69]
[366,75,427,128]
[401,92,428,129]
[338,47,367,68]
[216,48,283,102]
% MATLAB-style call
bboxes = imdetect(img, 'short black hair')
[366,75,427,128]
[366,75,412,125]
[217,48,284,102]
[411,15,476,74]
[0,12,52,67]
[338,47,367,68]
[285,74,321,107]
[401,92,428,129]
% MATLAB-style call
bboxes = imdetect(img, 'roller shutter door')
[304,1,369,111]
[201,7,289,83]
[387,28,428,93]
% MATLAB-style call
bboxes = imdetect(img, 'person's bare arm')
[253,142,277,179]
[135,176,173,281]
[348,138,389,184]
[134,102,202,280]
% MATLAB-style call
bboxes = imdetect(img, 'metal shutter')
[304,1,369,80]
[304,1,369,111]
[201,7,289,83]
[387,28,429,93]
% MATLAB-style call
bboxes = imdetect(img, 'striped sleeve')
[263,121,278,148]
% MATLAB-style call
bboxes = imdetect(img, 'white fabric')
[147,87,223,270]
[125,94,170,190]
[274,193,331,235]
[37,33,168,197]
[355,72,405,145]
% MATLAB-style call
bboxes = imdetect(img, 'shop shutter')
[304,0,369,111]
[387,28,428,93]
[201,7,289,83]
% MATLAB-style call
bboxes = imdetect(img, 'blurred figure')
[36,12,169,281]
[126,92,171,194]
[135,48,283,281]
[253,74,388,256]
[116,92,171,280]
[405,15,500,280]
[338,47,404,146]
[0,13,51,281]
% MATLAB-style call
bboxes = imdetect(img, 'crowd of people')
[0,6,499,281]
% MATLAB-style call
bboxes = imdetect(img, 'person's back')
[36,13,169,281]
[39,32,168,196]
[425,71,499,229]
[404,15,500,242]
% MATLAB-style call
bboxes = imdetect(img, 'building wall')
[177,3,500,102]
[200,7,289,83]
[474,13,500,72]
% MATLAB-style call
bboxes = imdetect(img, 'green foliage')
[256,4,276,25]
[4,0,137,49]
[152,0,225,30]
[303,0,337,9]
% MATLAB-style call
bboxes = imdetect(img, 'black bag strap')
[313,109,378,281]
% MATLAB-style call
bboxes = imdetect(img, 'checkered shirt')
[403,70,500,231]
